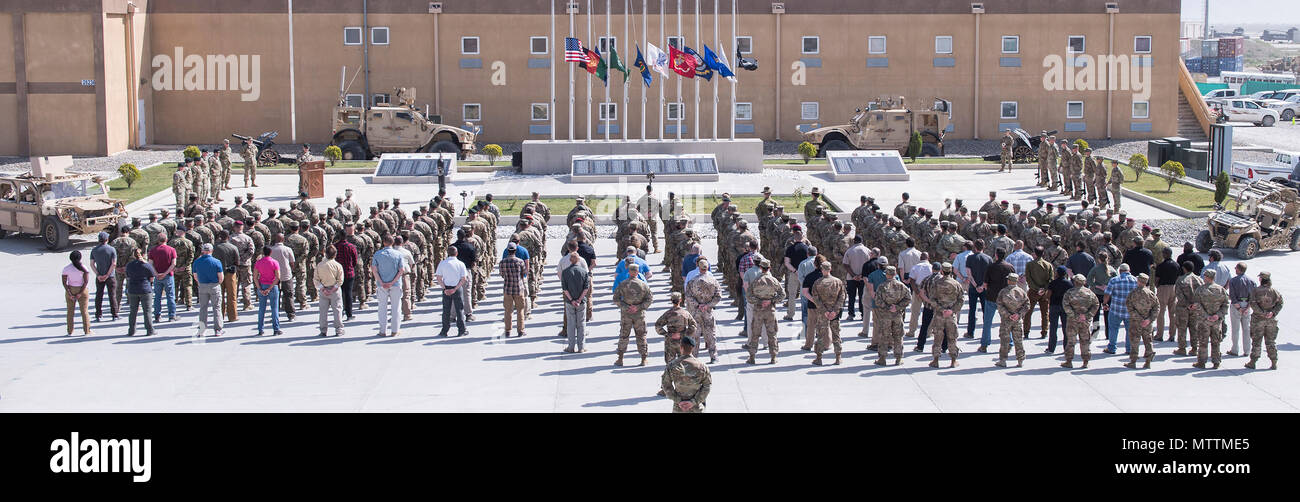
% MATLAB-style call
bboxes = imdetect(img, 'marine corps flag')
[682,46,713,81]
[668,44,695,78]
[634,45,653,87]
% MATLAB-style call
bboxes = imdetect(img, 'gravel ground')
[1139,217,1209,248]
[0,150,182,174]
[1227,119,1300,153]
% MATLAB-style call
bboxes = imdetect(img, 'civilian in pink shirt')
[61,250,93,336]
[253,246,283,335]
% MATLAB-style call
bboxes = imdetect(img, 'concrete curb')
[762,162,1013,171]
[1120,188,1212,218]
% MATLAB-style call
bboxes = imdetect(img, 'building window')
[1068,35,1085,53]
[373,93,390,107]
[1134,36,1152,54]
[935,36,953,54]
[531,36,549,55]
[599,102,618,121]
[598,37,617,54]
[667,36,683,50]
[371,27,389,45]
[463,103,481,121]
[344,27,363,46]
[462,37,480,55]
[801,102,819,120]
[667,102,685,121]
[1000,101,1018,120]
[1001,35,1019,54]
[735,103,753,120]
[802,36,819,54]
[344,94,364,108]
[736,36,753,54]
[1132,101,1150,119]
[531,103,549,121]
[868,36,887,55]
[1066,101,1084,119]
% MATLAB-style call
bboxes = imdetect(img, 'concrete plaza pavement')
[0,167,1295,412]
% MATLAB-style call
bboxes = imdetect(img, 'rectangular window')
[1068,36,1085,53]
[1000,101,1018,120]
[344,94,363,108]
[461,37,480,55]
[372,93,390,107]
[935,36,953,54]
[802,36,819,54]
[1132,101,1150,119]
[531,103,549,121]
[598,36,618,54]
[868,36,887,55]
[599,102,618,121]
[736,36,753,54]
[1066,101,1084,119]
[344,27,362,46]
[463,103,481,121]
[801,102,819,120]
[1001,36,1019,54]
[1134,36,1152,54]
[735,103,753,120]
[371,27,389,45]
[666,102,685,120]
[667,36,683,50]
[531,36,549,55]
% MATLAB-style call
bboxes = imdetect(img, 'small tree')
[797,141,818,164]
[324,145,342,166]
[182,145,201,160]
[483,144,504,166]
[1128,153,1148,182]
[1214,170,1231,207]
[1073,139,1090,151]
[117,163,140,188]
[792,186,806,206]
[1160,160,1185,192]
[907,131,923,163]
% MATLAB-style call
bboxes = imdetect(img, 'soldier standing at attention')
[1061,274,1099,368]
[219,138,234,189]
[1193,269,1230,369]
[746,259,783,365]
[927,262,965,367]
[1247,272,1283,370]
[1107,159,1124,211]
[1093,157,1110,209]
[873,266,912,366]
[661,336,711,413]
[230,221,255,311]
[636,184,663,255]
[999,130,1014,173]
[810,261,847,366]
[994,273,1030,367]
[1036,131,1051,185]
[1124,273,1160,369]
[613,263,653,367]
[204,149,223,202]
[296,144,313,195]
[655,292,699,366]
[684,257,721,363]
[285,224,311,311]
[172,163,189,212]
[1172,261,1203,356]
[241,137,259,188]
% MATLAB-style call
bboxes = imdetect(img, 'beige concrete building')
[1,0,1181,157]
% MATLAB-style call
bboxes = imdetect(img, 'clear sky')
[1182,0,1300,25]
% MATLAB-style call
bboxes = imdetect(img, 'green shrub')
[1128,153,1148,181]
[324,145,342,166]
[1214,170,1231,206]
[1073,139,1090,151]
[907,131,923,162]
[182,146,201,160]
[1160,160,1185,192]
[797,141,818,164]
[483,144,504,165]
[117,163,140,188]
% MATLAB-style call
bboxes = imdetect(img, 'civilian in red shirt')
[335,223,360,320]
[148,236,178,322]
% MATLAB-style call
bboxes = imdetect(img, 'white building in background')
[1182,21,1206,39]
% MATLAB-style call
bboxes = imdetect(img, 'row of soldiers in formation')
[1031,131,1127,208]
[171,138,266,216]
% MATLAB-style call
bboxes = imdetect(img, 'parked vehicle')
[330,86,477,160]
[799,97,952,157]
[0,172,128,250]
[1231,151,1300,188]
[1261,94,1300,120]
[1203,88,1239,100]
[1216,99,1280,126]
[1196,180,1300,260]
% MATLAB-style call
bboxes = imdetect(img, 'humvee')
[1195,180,1300,260]
[330,86,477,160]
[0,165,128,250]
[799,97,952,157]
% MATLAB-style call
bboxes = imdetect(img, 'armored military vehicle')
[329,86,477,161]
[1196,180,1300,260]
[799,97,952,157]
[0,164,128,250]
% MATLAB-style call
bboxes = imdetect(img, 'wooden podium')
[300,160,326,199]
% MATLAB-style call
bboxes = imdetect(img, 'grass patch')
[1118,164,1218,212]
[105,163,175,204]
[480,194,840,217]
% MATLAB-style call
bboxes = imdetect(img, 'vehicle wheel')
[1195,230,1213,253]
[1290,229,1300,251]
[337,140,367,161]
[0,229,7,239]
[426,140,460,156]
[259,149,281,167]
[1235,236,1259,260]
[1216,114,1229,124]
[819,139,851,157]
[1262,115,1276,127]
[921,143,942,157]
[41,216,69,250]
[1283,109,1295,121]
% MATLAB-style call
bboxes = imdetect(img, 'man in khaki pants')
[498,243,529,337]
[314,246,345,337]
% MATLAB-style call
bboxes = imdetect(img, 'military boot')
[1081,356,1090,369]
[614,353,624,367]
[745,355,756,365]
[1060,360,1073,368]
[873,355,886,366]
[949,355,959,368]
[994,358,1007,367]
[928,357,940,368]
[1142,358,1151,369]
[1192,361,1206,369]
[769,354,778,365]
[834,353,842,365]
[893,355,902,366]
[1173,348,1188,356]
[1245,358,1257,369]
[1271,360,1278,370]
[1123,361,1137,369]
[1212,361,1220,369]
[639,355,647,367]
[1016,357,1024,368]
[813,354,824,366]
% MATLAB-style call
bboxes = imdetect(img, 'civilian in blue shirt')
[502,236,530,277]
[371,234,409,337]
[1067,242,1095,278]
[614,246,652,291]
[191,243,225,336]
[1102,263,1139,354]
[963,240,994,341]
[681,243,701,279]
[123,248,157,336]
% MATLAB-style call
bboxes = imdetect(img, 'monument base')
[825,150,911,181]
[522,139,763,174]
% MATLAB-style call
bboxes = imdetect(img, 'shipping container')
[1202,56,1219,71]
[1186,58,1201,72]
[1202,39,1219,57]
[1217,37,1245,57]
[1204,67,1220,77]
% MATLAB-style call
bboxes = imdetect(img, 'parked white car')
[1232,151,1300,188]
[1203,88,1239,100]
[1217,99,1281,126]
[1262,94,1300,121]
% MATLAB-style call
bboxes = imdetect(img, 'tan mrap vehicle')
[330,85,478,160]
[1195,180,1300,260]
[0,157,127,250]
[799,97,952,157]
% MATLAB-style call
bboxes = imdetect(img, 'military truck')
[1195,180,1300,260]
[799,97,952,157]
[329,86,478,161]
[0,169,128,250]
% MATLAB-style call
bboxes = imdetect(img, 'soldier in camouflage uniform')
[873,266,912,365]
[1108,159,1125,211]
[230,220,256,310]
[1081,148,1096,203]
[1061,274,1099,368]
[1124,273,1160,369]
[110,227,140,308]
[927,262,965,367]
[1193,269,1230,369]
[1247,272,1283,370]
[806,261,846,366]
[995,273,1030,367]
[240,138,258,187]
[1172,261,1203,356]
[613,263,653,367]
[684,257,721,363]
[172,163,189,213]
[219,139,234,189]
[746,260,783,365]
[655,292,699,365]
[636,185,663,254]
[170,231,195,311]
[285,224,311,311]
[661,336,711,413]
[999,130,1014,172]
[205,149,223,202]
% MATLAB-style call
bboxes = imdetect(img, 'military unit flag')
[634,45,653,87]
[567,38,735,87]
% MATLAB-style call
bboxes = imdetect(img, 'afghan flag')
[683,46,713,81]
[634,45,653,87]
[608,46,630,83]
[582,47,608,85]
[668,44,695,78]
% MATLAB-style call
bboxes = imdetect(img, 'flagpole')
[551,0,556,141]
[641,0,647,140]
[569,2,576,141]
[605,0,611,142]
[623,0,629,141]
[659,0,665,140]
[694,0,700,141]
[712,0,719,140]
[676,0,682,140]
[587,0,593,141]
[729,0,736,140]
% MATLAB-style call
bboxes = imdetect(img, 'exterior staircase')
[1177,93,1209,140]
[1176,58,1212,141]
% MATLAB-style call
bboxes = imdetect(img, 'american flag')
[565,38,587,63]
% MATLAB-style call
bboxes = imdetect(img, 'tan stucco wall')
[103,13,129,154]
[23,12,98,155]
[27,94,97,154]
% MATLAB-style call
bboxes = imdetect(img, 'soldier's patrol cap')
[1006,273,1019,282]
[1040,130,1048,136]
[757,257,771,268]
[1083,147,1092,152]
[1060,139,1070,144]
[247,192,255,198]
[722,194,731,202]
[941,262,953,272]
[1118,209,1127,215]
[1072,274,1087,284]
[680,335,697,348]
[762,186,772,194]
[819,260,832,270]
[810,187,820,195]
[1136,273,1150,282]
[885,266,898,275]
[1259,271,1271,281]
